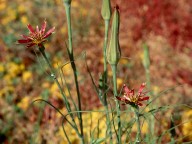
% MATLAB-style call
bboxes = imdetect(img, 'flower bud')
[107,6,121,65]
[142,44,150,69]
[101,0,111,20]
[63,0,71,4]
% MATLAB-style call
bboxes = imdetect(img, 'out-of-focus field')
[0,0,192,143]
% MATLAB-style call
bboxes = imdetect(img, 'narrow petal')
[18,39,32,44]
[138,83,146,94]
[137,102,143,106]
[27,24,35,33]
[129,89,134,96]
[36,25,39,32]
[21,34,30,39]
[43,27,55,38]
[116,96,124,101]
[123,84,130,94]
[116,96,127,102]
[41,21,47,34]
[138,96,149,101]
[27,43,35,48]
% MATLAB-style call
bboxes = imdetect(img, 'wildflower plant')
[15,0,192,144]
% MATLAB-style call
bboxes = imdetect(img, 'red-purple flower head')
[18,21,55,48]
[116,83,149,106]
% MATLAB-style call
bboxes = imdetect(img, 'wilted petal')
[43,27,55,38]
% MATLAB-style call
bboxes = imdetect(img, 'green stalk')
[39,46,81,137]
[111,64,122,143]
[143,43,155,142]
[133,106,141,143]
[63,2,84,143]
[103,20,112,142]
[103,20,110,95]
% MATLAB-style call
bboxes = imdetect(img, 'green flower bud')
[63,0,71,4]
[101,0,111,20]
[107,6,121,65]
[143,43,150,70]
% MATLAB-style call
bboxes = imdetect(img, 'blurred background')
[0,0,192,143]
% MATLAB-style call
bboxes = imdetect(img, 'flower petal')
[123,84,130,94]
[27,24,35,33]
[36,26,39,32]
[138,83,146,94]
[116,96,125,101]
[137,102,143,106]
[138,96,149,101]
[41,21,47,34]
[18,39,32,44]
[43,27,55,38]
[21,34,30,39]
[129,89,134,96]
[27,43,35,48]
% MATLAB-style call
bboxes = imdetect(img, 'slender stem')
[133,106,141,144]
[143,43,154,142]
[103,20,109,96]
[64,2,84,143]
[103,20,112,142]
[111,64,122,143]
[38,46,81,136]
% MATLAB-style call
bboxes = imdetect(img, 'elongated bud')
[143,43,150,69]
[101,0,111,20]
[63,0,71,4]
[107,5,121,65]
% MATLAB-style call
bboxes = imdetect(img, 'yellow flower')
[0,86,14,97]
[117,78,123,89]
[0,1,6,11]
[56,109,106,143]
[22,71,32,83]
[21,16,29,25]
[17,96,30,111]
[119,59,128,65]
[18,5,26,13]
[0,64,5,73]
[182,110,192,140]
[7,62,25,78]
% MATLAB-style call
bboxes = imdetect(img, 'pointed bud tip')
[114,5,120,11]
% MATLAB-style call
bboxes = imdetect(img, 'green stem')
[103,20,112,142]
[133,106,141,144]
[111,64,122,143]
[143,43,155,142]
[39,46,81,137]
[64,2,84,143]
[103,20,109,94]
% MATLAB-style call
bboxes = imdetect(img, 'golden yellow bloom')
[21,16,29,25]
[0,64,5,73]
[17,96,30,111]
[22,71,32,83]
[117,78,123,89]
[18,5,26,13]
[182,110,192,140]
[0,2,6,11]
